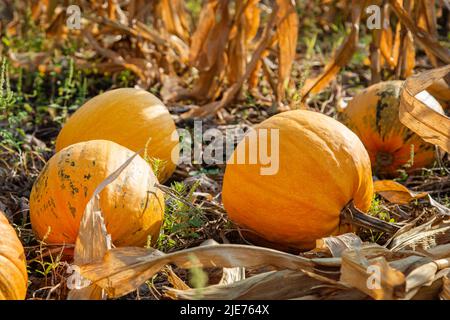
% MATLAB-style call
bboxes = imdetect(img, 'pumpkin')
[30,140,164,247]
[222,110,373,250]
[341,81,444,177]
[0,211,28,300]
[55,88,179,182]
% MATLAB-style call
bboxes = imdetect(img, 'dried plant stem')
[340,201,401,235]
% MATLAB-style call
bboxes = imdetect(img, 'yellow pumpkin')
[341,81,444,177]
[222,110,373,250]
[30,140,164,247]
[0,211,28,300]
[55,88,179,182]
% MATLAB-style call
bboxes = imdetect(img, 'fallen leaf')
[374,180,428,204]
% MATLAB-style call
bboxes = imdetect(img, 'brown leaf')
[276,0,299,102]
[182,4,279,118]
[340,245,406,300]
[157,0,190,42]
[389,0,450,65]
[165,270,324,300]
[416,0,439,67]
[374,180,428,205]
[300,0,365,102]
[316,233,363,257]
[399,65,450,152]
[389,217,450,251]
[441,272,450,300]
[68,150,141,300]
[80,243,316,298]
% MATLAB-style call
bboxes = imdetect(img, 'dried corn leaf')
[398,65,450,152]
[165,270,323,300]
[404,258,450,297]
[441,272,450,300]
[165,266,190,291]
[416,0,438,67]
[428,195,450,216]
[276,0,299,102]
[182,6,279,118]
[427,79,450,103]
[379,4,395,68]
[80,243,316,298]
[339,244,407,300]
[389,0,450,65]
[403,32,415,77]
[157,0,190,42]
[68,151,140,299]
[189,0,219,65]
[374,180,428,204]
[300,0,365,102]
[190,0,229,71]
[219,267,246,285]
[316,233,363,257]
[389,217,450,251]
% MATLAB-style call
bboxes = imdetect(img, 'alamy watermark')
[66,5,82,30]
[366,4,389,30]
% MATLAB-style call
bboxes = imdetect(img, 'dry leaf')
[316,233,363,257]
[165,270,323,300]
[80,243,317,298]
[398,65,450,152]
[374,180,428,205]
[300,0,365,101]
[276,0,299,102]
[389,0,450,65]
[157,0,190,42]
[389,217,450,251]
[340,244,406,300]
[441,272,450,300]
[68,151,141,300]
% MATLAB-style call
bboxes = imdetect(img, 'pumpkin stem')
[376,151,394,166]
[340,201,400,235]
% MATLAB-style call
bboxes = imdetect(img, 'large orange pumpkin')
[30,140,164,247]
[222,110,373,250]
[55,88,179,182]
[341,81,444,177]
[0,211,28,300]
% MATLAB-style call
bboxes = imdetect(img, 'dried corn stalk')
[399,65,450,152]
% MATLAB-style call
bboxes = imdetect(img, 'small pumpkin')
[222,110,373,250]
[341,81,444,177]
[30,140,164,247]
[0,211,28,300]
[55,88,179,182]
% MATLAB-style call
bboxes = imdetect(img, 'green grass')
[156,181,207,252]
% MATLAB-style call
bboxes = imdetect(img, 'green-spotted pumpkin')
[30,140,164,247]
[341,81,444,177]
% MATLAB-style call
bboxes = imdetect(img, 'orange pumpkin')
[222,110,373,250]
[0,211,28,300]
[30,140,164,247]
[341,81,444,177]
[55,88,179,182]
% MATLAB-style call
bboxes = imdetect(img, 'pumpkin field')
[1,0,450,302]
